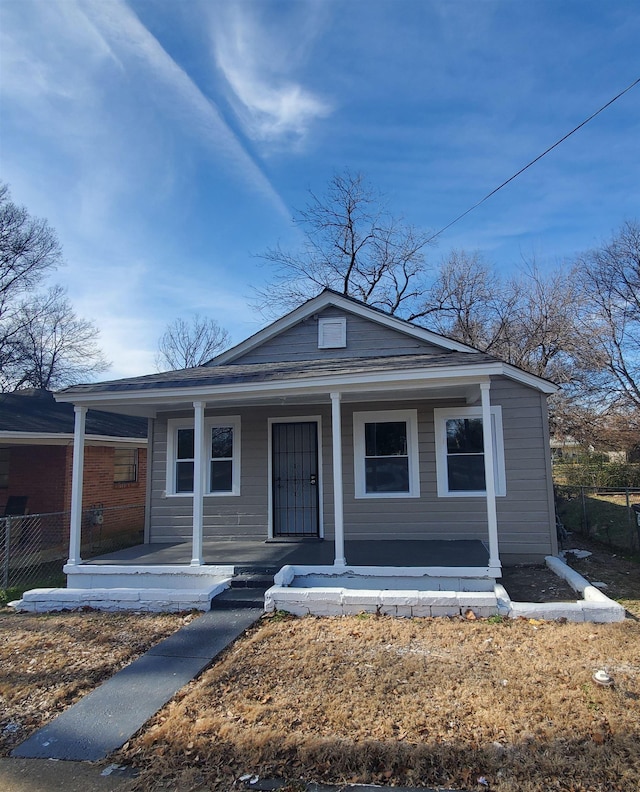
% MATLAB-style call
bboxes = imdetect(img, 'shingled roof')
[0,389,147,437]
[57,350,503,397]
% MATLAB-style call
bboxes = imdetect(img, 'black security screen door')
[272,422,320,537]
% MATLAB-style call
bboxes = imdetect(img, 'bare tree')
[0,184,110,391]
[421,251,584,384]
[1,286,110,391]
[575,220,640,410]
[253,171,433,317]
[156,315,231,371]
[0,183,62,376]
[416,250,520,349]
[0,184,62,308]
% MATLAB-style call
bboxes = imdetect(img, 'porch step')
[10,583,229,613]
[211,586,269,610]
[230,573,274,589]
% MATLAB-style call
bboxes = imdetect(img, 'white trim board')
[55,363,557,411]
[0,432,146,447]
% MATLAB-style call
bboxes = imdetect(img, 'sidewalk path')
[12,607,262,762]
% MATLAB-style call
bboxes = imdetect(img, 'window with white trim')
[434,407,506,497]
[353,409,420,498]
[166,416,240,496]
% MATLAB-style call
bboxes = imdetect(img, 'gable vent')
[318,316,347,349]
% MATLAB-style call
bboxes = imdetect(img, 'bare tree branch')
[156,315,231,371]
[0,286,110,391]
[574,220,640,410]
[253,171,434,317]
[0,185,110,391]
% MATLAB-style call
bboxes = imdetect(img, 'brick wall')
[1,444,147,517]
[0,446,67,514]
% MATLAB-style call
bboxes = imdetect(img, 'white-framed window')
[318,316,346,348]
[166,416,240,496]
[353,409,420,498]
[434,406,506,497]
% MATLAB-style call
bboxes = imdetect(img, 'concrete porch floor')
[85,539,490,573]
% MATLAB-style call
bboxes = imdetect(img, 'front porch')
[81,537,490,571]
[12,538,498,613]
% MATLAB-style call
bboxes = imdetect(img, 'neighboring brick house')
[0,390,147,541]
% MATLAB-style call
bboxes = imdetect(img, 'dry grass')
[123,614,640,792]
[0,609,189,755]
[1,538,639,791]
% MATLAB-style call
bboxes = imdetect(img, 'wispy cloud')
[210,2,332,145]
[80,0,289,214]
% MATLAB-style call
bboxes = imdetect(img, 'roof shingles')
[57,351,499,397]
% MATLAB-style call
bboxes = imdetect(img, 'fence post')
[2,517,11,589]
[580,486,588,535]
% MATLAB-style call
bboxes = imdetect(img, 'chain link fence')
[0,504,145,592]
[555,485,640,553]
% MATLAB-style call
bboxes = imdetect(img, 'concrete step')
[211,586,268,609]
[230,573,274,589]
[10,583,229,613]
[64,563,234,591]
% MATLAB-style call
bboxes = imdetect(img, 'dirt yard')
[0,541,638,792]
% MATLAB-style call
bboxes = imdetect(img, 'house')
[550,435,632,464]
[14,290,561,613]
[0,389,147,548]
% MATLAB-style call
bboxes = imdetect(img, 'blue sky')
[1,0,639,379]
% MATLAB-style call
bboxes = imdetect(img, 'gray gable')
[226,306,445,365]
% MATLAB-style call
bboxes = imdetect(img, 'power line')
[427,76,640,244]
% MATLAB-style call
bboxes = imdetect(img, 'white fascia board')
[500,364,558,394]
[55,359,556,411]
[210,291,477,364]
[54,365,511,410]
[0,431,146,447]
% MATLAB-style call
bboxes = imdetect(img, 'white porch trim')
[480,382,501,571]
[330,391,346,566]
[191,401,205,566]
[67,405,87,566]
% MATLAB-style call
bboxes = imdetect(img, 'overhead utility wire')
[426,76,640,244]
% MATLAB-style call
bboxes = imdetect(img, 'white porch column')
[480,382,500,570]
[191,401,206,566]
[67,405,87,566]
[330,391,346,566]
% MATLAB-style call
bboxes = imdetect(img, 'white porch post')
[480,382,500,571]
[67,405,87,566]
[330,391,346,566]
[191,400,206,566]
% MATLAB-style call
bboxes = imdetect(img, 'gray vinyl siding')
[229,307,446,364]
[148,376,555,562]
[150,405,334,543]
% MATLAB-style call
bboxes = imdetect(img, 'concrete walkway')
[12,606,262,762]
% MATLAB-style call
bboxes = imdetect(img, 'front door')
[272,421,320,537]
